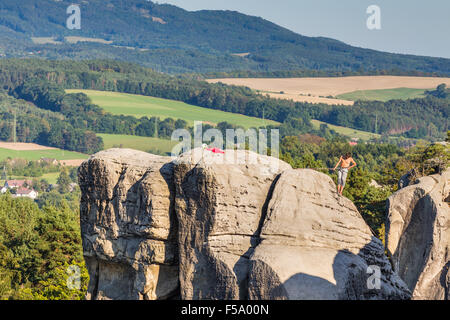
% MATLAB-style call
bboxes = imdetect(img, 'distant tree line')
[190,68,448,79]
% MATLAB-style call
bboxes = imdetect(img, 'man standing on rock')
[333,152,357,195]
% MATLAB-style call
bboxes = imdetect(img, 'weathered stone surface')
[386,168,450,300]
[78,148,417,300]
[248,169,411,300]
[173,148,292,300]
[78,149,179,300]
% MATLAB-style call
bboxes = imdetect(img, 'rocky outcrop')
[386,168,450,300]
[79,148,413,300]
[78,149,179,300]
[247,169,410,300]
[173,149,291,300]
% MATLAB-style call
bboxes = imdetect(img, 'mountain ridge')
[0,0,449,74]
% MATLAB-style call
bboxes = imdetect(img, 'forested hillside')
[0,59,448,155]
[0,0,449,74]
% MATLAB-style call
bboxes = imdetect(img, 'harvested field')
[64,36,113,44]
[267,92,354,105]
[59,159,86,167]
[207,76,450,105]
[31,37,61,45]
[0,141,88,162]
[0,142,57,151]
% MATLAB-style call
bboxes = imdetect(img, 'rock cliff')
[248,169,409,299]
[386,168,450,300]
[173,148,291,299]
[79,148,417,300]
[78,149,179,300]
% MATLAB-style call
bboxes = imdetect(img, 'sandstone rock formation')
[79,148,413,300]
[78,149,179,300]
[173,149,292,299]
[386,168,450,300]
[247,169,410,300]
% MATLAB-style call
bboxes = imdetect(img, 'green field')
[66,89,279,128]
[40,172,60,184]
[98,133,178,156]
[1,172,60,185]
[0,148,88,161]
[336,87,426,102]
[311,120,380,141]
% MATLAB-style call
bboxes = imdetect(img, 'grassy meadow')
[98,133,178,156]
[0,148,88,162]
[336,88,427,102]
[311,120,380,141]
[1,172,60,185]
[66,89,279,128]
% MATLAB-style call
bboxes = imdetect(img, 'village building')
[1,179,38,200]
[1,179,33,192]
[39,157,59,165]
[14,187,38,200]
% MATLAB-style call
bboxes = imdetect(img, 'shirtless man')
[333,152,357,195]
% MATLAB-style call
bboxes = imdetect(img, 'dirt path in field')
[267,92,354,105]
[0,142,57,151]
[207,76,450,105]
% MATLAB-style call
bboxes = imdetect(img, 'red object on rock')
[206,147,225,154]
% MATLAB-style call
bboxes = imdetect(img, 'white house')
[1,180,38,200]
[14,187,38,200]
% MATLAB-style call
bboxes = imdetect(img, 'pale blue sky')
[160,0,450,59]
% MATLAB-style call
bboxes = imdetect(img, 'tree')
[29,261,89,300]
[57,169,71,194]
[69,167,78,183]
[343,167,371,201]
[0,194,88,300]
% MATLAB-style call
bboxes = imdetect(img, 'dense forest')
[193,69,448,79]
[1,0,449,74]
[0,163,88,300]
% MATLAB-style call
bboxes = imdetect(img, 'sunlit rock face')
[79,149,179,300]
[386,168,450,300]
[79,148,415,300]
[247,169,411,300]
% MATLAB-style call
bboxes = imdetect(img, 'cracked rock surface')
[248,169,410,300]
[173,149,291,299]
[79,149,179,300]
[78,148,422,300]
